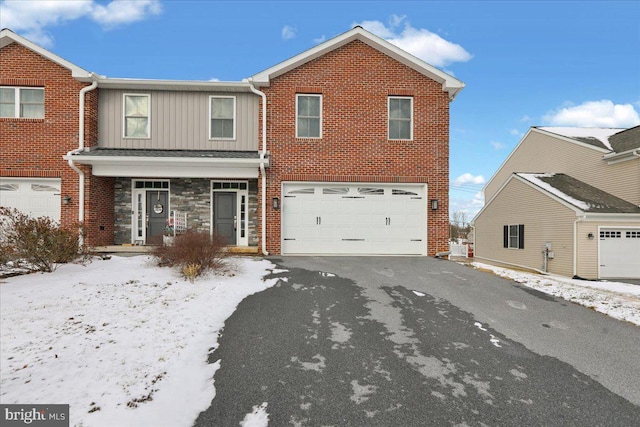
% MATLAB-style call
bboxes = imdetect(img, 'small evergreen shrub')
[152,230,226,280]
[0,207,83,272]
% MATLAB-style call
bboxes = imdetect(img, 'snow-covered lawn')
[0,255,280,427]
[472,262,640,326]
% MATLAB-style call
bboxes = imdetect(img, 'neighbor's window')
[124,94,150,138]
[0,87,44,119]
[296,94,322,138]
[210,96,236,139]
[388,96,413,140]
[503,224,525,249]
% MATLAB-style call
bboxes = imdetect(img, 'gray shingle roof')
[76,148,261,159]
[609,125,640,153]
[517,173,640,214]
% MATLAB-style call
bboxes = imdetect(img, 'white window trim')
[388,96,413,141]
[209,95,237,140]
[123,93,151,139]
[296,94,322,139]
[0,86,45,119]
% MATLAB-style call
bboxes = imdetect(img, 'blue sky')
[2,0,639,221]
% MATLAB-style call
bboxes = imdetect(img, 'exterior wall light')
[430,199,438,210]
[62,196,72,204]
[587,232,594,240]
[272,197,280,210]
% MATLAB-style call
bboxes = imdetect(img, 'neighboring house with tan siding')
[473,126,640,280]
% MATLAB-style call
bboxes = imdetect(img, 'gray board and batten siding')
[98,90,259,151]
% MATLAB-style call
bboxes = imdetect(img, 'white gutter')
[247,78,269,256]
[66,77,98,238]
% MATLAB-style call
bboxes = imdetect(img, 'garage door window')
[628,231,639,238]
[600,231,621,239]
[358,187,384,195]
[322,187,349,195]
[31,184,59,192]
[0,183,18,191]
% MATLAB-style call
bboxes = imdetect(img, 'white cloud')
[282,25,297,40]
[208,77,220,82]
[490,141,507,150]
[543,100,640,128]
[450,191,485,220]
[509,129,522,136]
[353,15,472,68]
[91,0,162,28]
[313,34,327,44]
[520,115,532,122]
[453,173,486,186]
[0,0,162,47]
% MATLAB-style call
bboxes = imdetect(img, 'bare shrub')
[152,231,226,279]
[0,207,83,272]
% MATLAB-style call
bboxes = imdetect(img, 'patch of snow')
[412,290,426,297]
[473,322,487,331]
[0,255,279,427]
[539,127,623,151]
[517,173,590,211]
[472,262,640,326]
[240,402,269,427]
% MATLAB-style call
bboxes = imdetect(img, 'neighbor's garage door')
[282,183,427,255]
[0,178,61,221]
[599,228,640,279]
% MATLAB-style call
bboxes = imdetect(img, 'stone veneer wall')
[113,178,258,246]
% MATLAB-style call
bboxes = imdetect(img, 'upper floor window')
[210,96,236,140]
[0,87,44,119]
[296,94,322,138]
[388,96,413,140]
[123,94,150,138]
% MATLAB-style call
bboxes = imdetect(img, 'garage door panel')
[282,183,426,255]
[0,178,61,221]
[599,229,640,279]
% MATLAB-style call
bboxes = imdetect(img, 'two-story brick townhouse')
[251,26,464,256]
[473,126,640,279]
[2,27,464,256]
[0,28,114,246]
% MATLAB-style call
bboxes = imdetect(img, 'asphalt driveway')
[195,256,640,426]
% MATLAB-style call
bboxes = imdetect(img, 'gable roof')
[0,28,95,80]
[536,127,624,151]
[516,173,640,214]
[608,125,640,153]
[249,26,465,100]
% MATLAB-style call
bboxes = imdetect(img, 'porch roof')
[65,149,267,179]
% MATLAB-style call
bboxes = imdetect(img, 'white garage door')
[599,229,640,279]
[282,183,427,255]
[0,178,61,221]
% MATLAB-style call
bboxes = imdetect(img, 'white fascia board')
[533,127,611,154]
[474,173,583,223]
[97,78,252,92]
[603,149,640,165]
[1,29,93,80]
[250,27,465,100]
[583,213,640,221]
[64,154,268,167]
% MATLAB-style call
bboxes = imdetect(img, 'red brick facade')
[260,40,451,255]
[0,42,113,245]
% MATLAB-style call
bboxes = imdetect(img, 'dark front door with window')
[215,192,237,245]
[146,191,168,245]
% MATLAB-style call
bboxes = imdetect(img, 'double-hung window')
[388,96,413,140]
[210,96,236,139]
[124,94,150,138]
[0,87,44,119]
[503,224,525,249]
[296,94,322,138]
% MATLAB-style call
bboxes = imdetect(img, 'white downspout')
[248,78,269,255]
[67,77,98,243]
